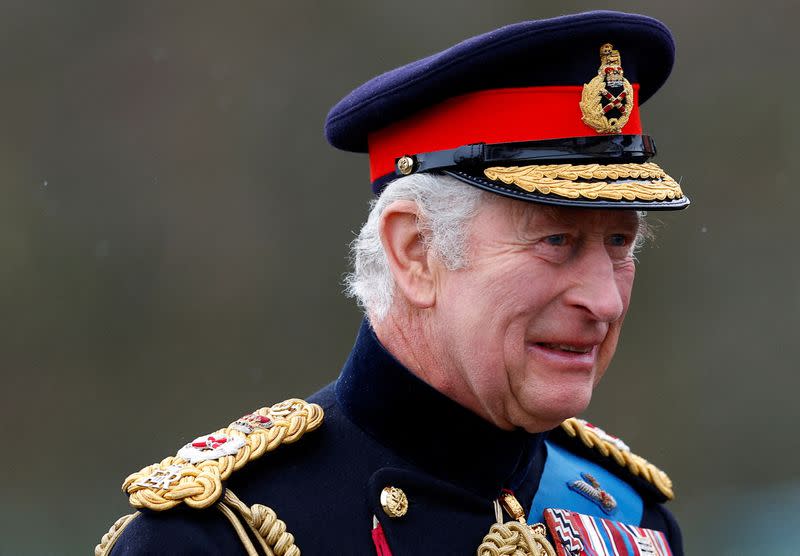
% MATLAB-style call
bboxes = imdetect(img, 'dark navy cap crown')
[325,11,688,210]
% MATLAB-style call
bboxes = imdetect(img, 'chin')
[515,387,594,432]
[555,386,594,416]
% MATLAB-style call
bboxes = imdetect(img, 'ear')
[378,200,437,309]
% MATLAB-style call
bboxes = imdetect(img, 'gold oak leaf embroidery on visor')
[483,163,683,202]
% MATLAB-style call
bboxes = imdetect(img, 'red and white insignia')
[230,412,274,434]
[577,419,630,452]
[177,433,245,463]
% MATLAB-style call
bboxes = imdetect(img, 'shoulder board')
[556,418,674,502]
[122,398,324,511]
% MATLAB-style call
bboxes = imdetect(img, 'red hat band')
[367,85,642,183]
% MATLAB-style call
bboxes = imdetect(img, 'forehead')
[487,196,641,232]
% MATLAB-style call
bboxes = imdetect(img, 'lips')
[537,343,593,354]
[525,337,603,372]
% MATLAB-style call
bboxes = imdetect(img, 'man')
[97,10,686,555]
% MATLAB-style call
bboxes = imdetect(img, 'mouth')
[526,340,601,372]
[535,342,594,354]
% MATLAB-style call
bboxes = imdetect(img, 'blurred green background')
[1,1,798,554]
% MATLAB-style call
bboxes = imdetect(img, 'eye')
[605,233,636,262]
[606,234,629,247]
[544,234,568,246]
[530,233,575,263]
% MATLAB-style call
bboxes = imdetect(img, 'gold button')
[396,156,415,175]
[380,486,408,518]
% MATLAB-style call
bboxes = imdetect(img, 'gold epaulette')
[96,399,320,556]
[560,418,674,501]
[122,398,324,511]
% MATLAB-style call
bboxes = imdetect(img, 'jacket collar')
[335,319,545,500]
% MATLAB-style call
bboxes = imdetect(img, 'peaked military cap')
[325,10,688,209]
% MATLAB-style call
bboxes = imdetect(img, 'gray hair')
[344,173,485,321]
[344,173,652,321]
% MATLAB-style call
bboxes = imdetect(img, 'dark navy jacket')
[110,320,683,555]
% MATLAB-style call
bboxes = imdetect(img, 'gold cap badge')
[580,43,634,134]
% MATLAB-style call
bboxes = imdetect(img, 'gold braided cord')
[123,399,324,511]
[477,521,556,556]
[217,503,260,556]
[94,512,138,556]
[223,489,300,556]
[217,502,262,556]
[560,418,674,500]
[483,163,683,202]
[123,456,225,510]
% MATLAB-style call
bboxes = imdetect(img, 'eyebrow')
[510,201,641,232]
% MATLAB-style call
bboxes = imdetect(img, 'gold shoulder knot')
[560,418,674,501]
[122,398,324,511]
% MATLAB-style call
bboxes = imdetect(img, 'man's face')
[429,197,639,432]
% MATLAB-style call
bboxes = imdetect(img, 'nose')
[564,245,627,323]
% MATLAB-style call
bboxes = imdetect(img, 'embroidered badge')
[177,433,245,463]
[134,464,186,490]
[580,43,634,134]
[568,472,617,514]
[543,509,674,556]
[230,412,274,434]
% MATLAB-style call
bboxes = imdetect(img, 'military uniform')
[98,321,681,555]
[98,10,688,555]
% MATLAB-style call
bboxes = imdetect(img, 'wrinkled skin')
[378,197,641,433]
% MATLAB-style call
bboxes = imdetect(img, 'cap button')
[396,156,415,175]
[380,486,408,518]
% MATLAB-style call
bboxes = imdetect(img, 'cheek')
[594,324,622,385]
[447,268,528,326]
[595,266,636,384]
[435,274,510,362]
[615,263,636,308]
[616,262,636,297]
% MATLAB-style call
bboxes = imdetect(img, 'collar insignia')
[580,43,634,134]
[568,472,618,514]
